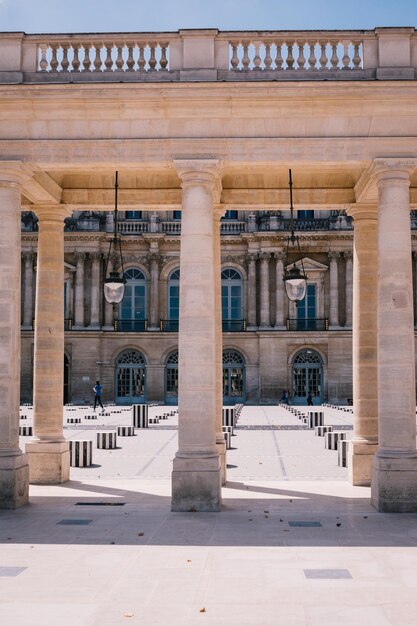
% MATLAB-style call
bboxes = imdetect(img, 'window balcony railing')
[286,318,329,331]
[160,319,179,332]
[114,319,148,332]
[222,319,247,332]
[30,318,73,330]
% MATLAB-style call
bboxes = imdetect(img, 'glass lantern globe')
[103,271,126,304]
[283,265,307,302]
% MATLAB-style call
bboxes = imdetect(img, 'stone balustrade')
[1,28,416,83]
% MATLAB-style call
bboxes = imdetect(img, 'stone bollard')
[308,411,324,429]
[315,425,333,437]
[85,415,98,420]
[20,415,27,420]
[338,439,349,467]
[66,418,81,424]
[222,407,235,427]
[325,431,347,450]
[97,431,117,449]
[19,426,33,436]
[132,404,148,428]
[69,440,93,467]
[149,417,160,424]
[223,430,232,450]
[117,426,135,437]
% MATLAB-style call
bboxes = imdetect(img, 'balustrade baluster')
[264,43,272,69]
[148,43,157,70]
[253,42,261,70]
[286,42,294,69]
[72,45,80,71]
[319,43,328,69]
[104,44,113,71]
[160,43,168,70]
[308,43,317,69]
[352,42,361,68]
[330,42,338,69]
[138,45,146,70]
[230,42,239,69]
[39,45,48,71]
[50,45,59,72]
[94,45,102,72]
[115,44,124,70]
[297,42,306,69]
[342,41,350,69]
[274,42,283,69]
[126,44,135,71]
[61,45,69,72]
[81,45,91,72]
[242,41,250,69]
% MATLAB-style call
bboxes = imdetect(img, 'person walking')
[93,380,104,412]
[307,392,314,406]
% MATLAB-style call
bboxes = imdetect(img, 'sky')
[0,0,416,34]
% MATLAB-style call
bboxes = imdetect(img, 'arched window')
[292,349,323,405]
[221,269,244,331]
[165,350,179,404]
[119,268,147,331]
[223,349,246,404]
[115,349,146,404]
[166,269,180,331]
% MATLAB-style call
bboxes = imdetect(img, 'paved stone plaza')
[0,405,416,625]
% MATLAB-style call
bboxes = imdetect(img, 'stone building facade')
[22,208,355,405]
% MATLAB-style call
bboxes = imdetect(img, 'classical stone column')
[328,251,340,328]
[22,251,34,328]
[73,252,85,328]
[413,251,417,328]
[259,252,270,328]
[347,205,378,486]
[26,205,72,484]
[247,253,257,328]
[214,209,227,484]
[275,251,286,328]
[0,164,29,508]
[372,165,417,512]
[103,257,114,329]
[90,252,101,328]
[172,159,222,512]
[149,253,160,330]
[345,251,353,328]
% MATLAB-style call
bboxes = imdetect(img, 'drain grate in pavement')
[304,569,352,579]
[289,521,322,527]
[57,519,93,526]
[0,567,27,577]
[75,502,125,506]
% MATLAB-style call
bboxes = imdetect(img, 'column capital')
[0,161,33,188]
[33,204,73,222]
[22,250,33,262]
[247,253,258,263]
[328,251,340,260]
[173,159,222,202]
[344,250,353,260]
[372,158,416,182]
[74,251,86,262]
[260,252,271,261]
[274,251,286,261]
[346,203,378,221]
[90,251,102,262]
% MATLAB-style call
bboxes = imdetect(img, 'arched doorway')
[292,349,323,405]
[164,350,178,405]
[223,349,246,404]
[115,349,146,404]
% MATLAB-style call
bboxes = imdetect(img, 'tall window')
[296,284,317,330]
[119,268,147,331]
[221,269,243,331]
[168,269,180,321]
[125,211,143,220]
[115,350,146,404]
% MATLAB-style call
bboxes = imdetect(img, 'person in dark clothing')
[307,392,314,406]
[93,380,104,412]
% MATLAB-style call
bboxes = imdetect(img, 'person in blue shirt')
[93,380,104,412]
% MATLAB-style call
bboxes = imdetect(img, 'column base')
[371,452,417,512]
[25,441,70,484]
[216,437,227,486]
[348,441,378,486]
[171,455,222,512]
[0,452,29,509]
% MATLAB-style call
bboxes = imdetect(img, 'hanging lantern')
[103,171,126,304]
[283,169,308,303]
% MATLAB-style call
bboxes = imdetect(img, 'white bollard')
[117,426,135,437]
[308,411,324,429]
[338,439,349,467]
[325,431,347,450]
[97,431,117,449]
[132,404,148,428]
[70,440,93,467]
